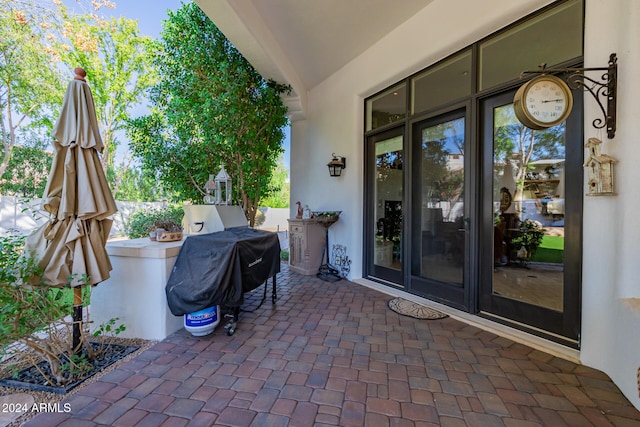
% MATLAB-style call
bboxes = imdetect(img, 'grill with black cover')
[166,227,280,334]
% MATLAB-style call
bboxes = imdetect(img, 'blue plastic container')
[184,305,220,336]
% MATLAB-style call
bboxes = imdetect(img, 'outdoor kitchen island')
[91,204,281,341]
[90,237,186,341]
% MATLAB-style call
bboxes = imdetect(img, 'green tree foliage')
[53,10,156,198]
[493,104,565,199]
[127,112,201,204]
[128,3,290,225]
[420,118,465,214]
[1,0,157,202]
[0,1,66,181]
[260,157,290,208]
[124,204,184,239]
[110,165,165,202]
[0,137,53,197]
[0,231,27,282]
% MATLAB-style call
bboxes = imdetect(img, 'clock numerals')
[514,75,573,129]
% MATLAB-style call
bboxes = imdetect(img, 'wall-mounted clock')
[513,74,573,130]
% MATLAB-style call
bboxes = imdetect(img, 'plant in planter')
[125,205,184,239]
[151,219,184,242]
[510,219,545,265]
[311,211,341,226]
[0,233,132,392]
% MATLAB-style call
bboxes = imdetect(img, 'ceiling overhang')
[194,0,434,121]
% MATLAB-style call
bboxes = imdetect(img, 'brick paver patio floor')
[26,265,640,426]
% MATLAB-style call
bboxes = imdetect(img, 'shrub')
[0,259,123,386]
[511,219,545,263]
[0,233,127,387]
[125,205,184,239]
[0,231,27,283]
[0,238,79,386]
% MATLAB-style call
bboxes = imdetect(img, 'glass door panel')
[366,127,404,285]
[491,104,565,311]
[374,135,403,271]
[410,109,468,309]
[416,117,465,285]
[480,88,582,345]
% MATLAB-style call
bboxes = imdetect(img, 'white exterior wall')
[0,196,166,237]
[291,0,554,279]
[290,0,640,409]
[580,0,640,410]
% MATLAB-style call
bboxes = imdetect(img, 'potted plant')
[125,206,184,240]
[311,211,341,226]
[152,219,183,242]
[510,219,545,265]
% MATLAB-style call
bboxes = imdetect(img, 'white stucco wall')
[290,0,640,409]
[290,0,554,279]
[0,196,167,238]
[580,0,640,410]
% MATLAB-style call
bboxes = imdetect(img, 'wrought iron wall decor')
[520,53,617,139]
[331,244,352,278]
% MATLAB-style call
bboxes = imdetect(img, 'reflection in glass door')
[367,129,403,284]
[415,116,465,285]
[410,110,468,308]
[491,104,565,311]
[480,89,581,344]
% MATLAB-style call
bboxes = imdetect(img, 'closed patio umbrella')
[22,67,117,351]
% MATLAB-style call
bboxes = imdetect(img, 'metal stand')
[224,276,277,335]
[317,225,342,282]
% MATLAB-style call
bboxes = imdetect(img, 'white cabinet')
[288,219,325,275]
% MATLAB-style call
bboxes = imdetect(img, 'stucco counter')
[90,237,185,341]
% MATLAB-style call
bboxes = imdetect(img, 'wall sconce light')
[327,153,346,177]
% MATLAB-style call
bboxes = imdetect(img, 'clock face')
[513,75,573,130]
[525,79,569,124]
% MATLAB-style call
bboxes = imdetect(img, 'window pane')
[412,50,472,115]
[416,117,465,285]
[366,84,406,131]
[374,135,403,270]
[479,0,583,90]
[492,103,565,311]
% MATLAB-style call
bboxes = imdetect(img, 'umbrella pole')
[73,287,83,354]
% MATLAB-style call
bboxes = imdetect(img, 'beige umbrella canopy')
[23,68,117,288]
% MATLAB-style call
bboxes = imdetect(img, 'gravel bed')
[0,337,154,427]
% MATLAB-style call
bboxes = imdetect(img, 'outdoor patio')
[24,264,640,426]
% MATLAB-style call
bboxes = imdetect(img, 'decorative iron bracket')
[520,53,617,139]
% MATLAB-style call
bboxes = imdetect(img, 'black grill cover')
[166,227,280,316]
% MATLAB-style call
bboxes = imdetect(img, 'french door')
[365,127,404,285]
[365,90,582,345]
[479,89,582,345]
[409,109,470,309]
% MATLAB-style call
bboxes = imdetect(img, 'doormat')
[387,297,448,320]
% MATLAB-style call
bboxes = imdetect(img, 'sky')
[66,0,185,39]
[64,0,291,170]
